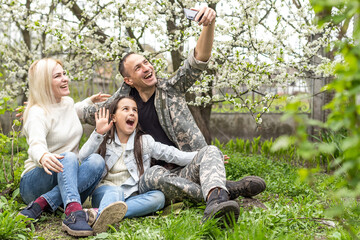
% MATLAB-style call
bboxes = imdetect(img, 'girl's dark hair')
[98,96,145,175]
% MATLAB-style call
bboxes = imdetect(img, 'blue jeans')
[91,185,165,218]
[20,152,105,211]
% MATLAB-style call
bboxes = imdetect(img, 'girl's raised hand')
[95,107,113,135]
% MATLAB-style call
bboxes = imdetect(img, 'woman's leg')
[57,152,96,237]
[55,152,104,208]
[20,167,58,206]
[77,153,105,203]
[21,152,104,212]
[125,190,165,218]
[56,152,82,208]
[19,166,59,218]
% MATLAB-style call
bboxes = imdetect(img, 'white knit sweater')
[21,96,93,177]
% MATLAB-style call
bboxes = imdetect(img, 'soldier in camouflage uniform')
[82,6,266,222]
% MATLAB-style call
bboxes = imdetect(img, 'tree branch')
[60,0,108,44]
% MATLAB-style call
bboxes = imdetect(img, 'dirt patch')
[34,211,79,240]
[238,197,268,210]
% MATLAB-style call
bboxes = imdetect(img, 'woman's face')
[113,98,138,142]
[52,63,70,102]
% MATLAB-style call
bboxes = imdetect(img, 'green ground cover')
[1,137,358,239]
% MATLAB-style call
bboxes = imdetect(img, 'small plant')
[0,190,34,239]
[312,129,347,171]
[0,97,27,196]
[235,138,245,152]
[251,136,261,154]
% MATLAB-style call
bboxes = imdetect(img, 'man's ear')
[123,77,133,86]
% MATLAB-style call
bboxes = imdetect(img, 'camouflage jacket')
[82,49,208,152]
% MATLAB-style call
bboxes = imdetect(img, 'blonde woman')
[18,58,117,237]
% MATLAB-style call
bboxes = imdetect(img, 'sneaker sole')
[61,222,93,237]
[92,201,128,233]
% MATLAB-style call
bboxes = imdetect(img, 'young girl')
[78,96,200,233]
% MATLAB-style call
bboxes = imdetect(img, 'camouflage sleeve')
[166,48,210,94]
[75,97,94,123]
[82,84,130,125]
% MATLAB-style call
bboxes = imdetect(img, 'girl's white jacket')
[79,130,197,199]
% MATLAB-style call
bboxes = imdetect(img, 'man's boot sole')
[203,200,240,224]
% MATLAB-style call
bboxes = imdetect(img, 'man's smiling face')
[123,54,157,92]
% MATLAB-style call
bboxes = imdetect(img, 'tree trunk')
[186,92,212,144]
[17,0,32,105]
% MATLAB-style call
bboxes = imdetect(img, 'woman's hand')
[40,153,64,175]
[90,92,111,103]
[95,107,113,135]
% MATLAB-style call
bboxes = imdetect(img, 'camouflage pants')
[138,145,227,205]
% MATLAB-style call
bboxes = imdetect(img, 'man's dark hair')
[118,52,135,77]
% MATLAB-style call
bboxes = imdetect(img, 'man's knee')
[198,145,223,162]
[204,145,221,154]
[141,165,167,181]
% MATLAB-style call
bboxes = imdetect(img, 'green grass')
[31,153,357,239]
[1,138,358,239]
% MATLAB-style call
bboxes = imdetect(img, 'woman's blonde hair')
[23,58,63,123]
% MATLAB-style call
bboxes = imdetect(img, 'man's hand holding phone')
[184,6,216,26]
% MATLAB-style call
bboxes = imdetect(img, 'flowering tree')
[0,0,345,141]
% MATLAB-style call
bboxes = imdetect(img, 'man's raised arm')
[193,6,216,62]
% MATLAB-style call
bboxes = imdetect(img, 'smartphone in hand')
[184,8,203,21]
